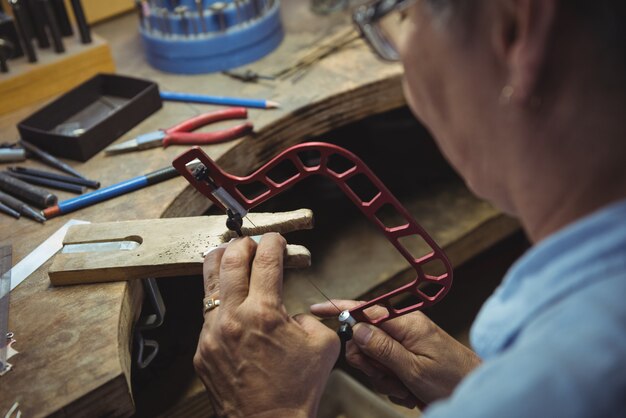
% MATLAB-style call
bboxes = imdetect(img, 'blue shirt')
[425,199,626,418]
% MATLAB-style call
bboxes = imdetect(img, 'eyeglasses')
[352,0,416,61]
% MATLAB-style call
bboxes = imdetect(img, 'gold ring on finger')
[203,297,221,315]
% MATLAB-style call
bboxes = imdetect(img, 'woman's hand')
[194,233,340,418]
[311,300,481,409]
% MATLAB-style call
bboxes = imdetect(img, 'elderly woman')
[193,0,626,416]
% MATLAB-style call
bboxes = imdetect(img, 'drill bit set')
[137,0,284,74]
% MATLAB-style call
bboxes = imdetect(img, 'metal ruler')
[9,219,89,291]
[1,245,11,374]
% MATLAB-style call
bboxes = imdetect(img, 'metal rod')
[26,0,51,49]
[7,172,86,194]
[9,0,37,63]
[195,0,206,33]
[50,0,73,36]
[69,0,91,43]
[0,39,13,73]
[0,172,57,208]
[19,140,88,180]
[209,2,227,32]
[0,190,46,222]
[8,167,100,189]
[41,0,65,53]
[174,5,188,36]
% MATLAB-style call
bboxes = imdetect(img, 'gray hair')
[571,1,626,61]
[426,0,625,65]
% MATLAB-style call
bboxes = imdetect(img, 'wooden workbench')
[0,2,519,417]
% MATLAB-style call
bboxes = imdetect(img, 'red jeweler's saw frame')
[172,142,452,326]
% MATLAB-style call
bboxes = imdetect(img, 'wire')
[307,278,342,314]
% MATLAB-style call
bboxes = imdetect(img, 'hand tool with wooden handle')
[48,209,313,286]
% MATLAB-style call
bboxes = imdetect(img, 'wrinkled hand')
[194,233,340,418]
[311,300,480,409]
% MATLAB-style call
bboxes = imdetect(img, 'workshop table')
[0,2,519,417]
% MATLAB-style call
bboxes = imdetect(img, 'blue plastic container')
[139,0,283,74]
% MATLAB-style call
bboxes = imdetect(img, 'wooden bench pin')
[48,209,313,286]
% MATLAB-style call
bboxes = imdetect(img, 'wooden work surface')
[0,2,518,417]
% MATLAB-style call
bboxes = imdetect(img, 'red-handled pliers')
[105,108,253,155]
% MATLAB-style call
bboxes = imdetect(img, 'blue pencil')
[160,91,280,109]
[43,166,179,219]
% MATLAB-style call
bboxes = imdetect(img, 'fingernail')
[352,323,373,346]
[310,302,328,310]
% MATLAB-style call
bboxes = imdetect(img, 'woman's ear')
[492,0,558,104]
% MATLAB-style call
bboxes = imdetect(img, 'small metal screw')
[193,165,209,181]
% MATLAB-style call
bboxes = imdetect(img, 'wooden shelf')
[0,0,134,24]
[69,0,134,24]
[0,34,115,115]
